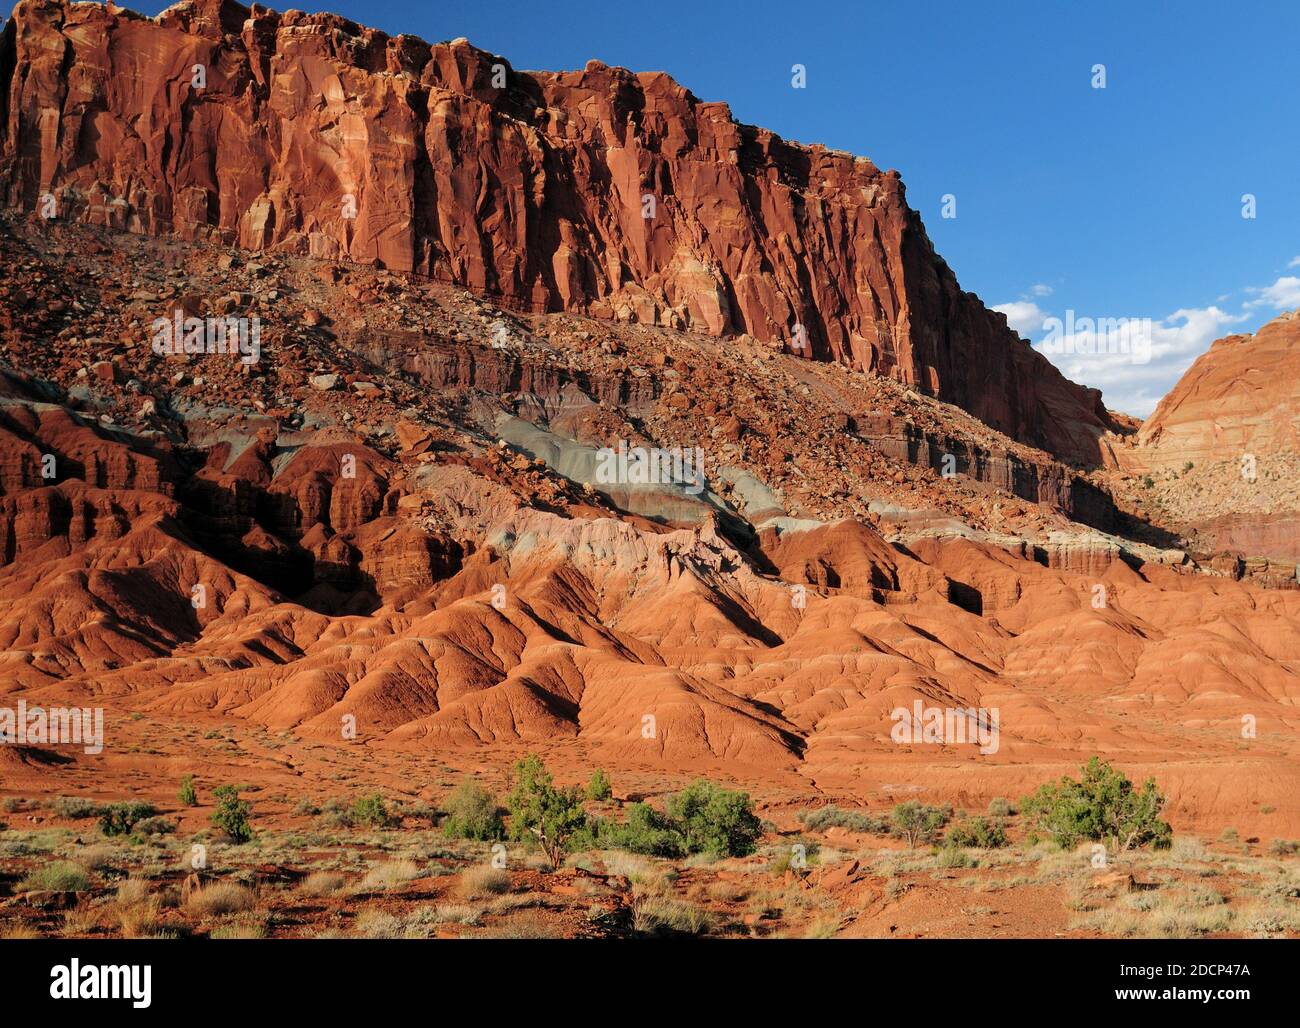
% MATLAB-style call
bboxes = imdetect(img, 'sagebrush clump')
[440,782,505,841]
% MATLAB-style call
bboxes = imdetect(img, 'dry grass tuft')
[299,871,346,897]
[456,865,511,899]
[185,882,255,917]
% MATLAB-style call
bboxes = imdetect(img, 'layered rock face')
[0,0,1116,464]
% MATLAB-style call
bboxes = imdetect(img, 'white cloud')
[1044,307,1246,414]
[991,300,1049,338]
[1004,302,1247,418]
[1246,275,1300,310]
[996,263,1299,418]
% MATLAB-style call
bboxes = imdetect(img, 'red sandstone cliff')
[0,0,1118,463]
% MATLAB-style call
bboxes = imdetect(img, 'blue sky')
[136,0,1300,416]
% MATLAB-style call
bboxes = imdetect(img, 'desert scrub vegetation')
[1072,886,1235,938]
[597,850,678,892]
[185,881,256,917]
[1021,757,1171,853]
[18,861,90,893]
[132,815,176,837]
[210,915,268,939]
[586,779,764,860]
[631,894,713,936]
[350,793,398,829]
[359,859,423,890]
[768,841,821,875]
[455,865,512,899]
[98,801,158,837]
[476,911,566,939]
[1170,836,1211,862]
[178,775,198,807]
[798,804,887,834]
[507,754,588,869]
[53,796,104,820]
[299,871,347,897]
[945,815,1009,849]
[440,781,506,841]
[210,786,253,843]
[585,769,612,801]
[114,881,166,938]
[891,802,952,847]
[666,779,762,857]
[76,843,120,871]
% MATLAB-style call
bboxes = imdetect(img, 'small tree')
[210,786,253,844]
[441,782,505,841]
[507,754,588,869]
[890,802,950,848]
[178,775,198,807]
[1020,757,1171,853]
[666,780,762,858]
[585,769,612,802]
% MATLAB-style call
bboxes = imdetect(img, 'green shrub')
[666,780,762,858]
[598,802,686,857]
[585,769,612,802]
[946,815,1009,849]
[440,782,505,841]
[178,775,198,807]
[1020,757,1171,853]
[987,797,1014,817]
[798,805,887,834]
[351,793,397,828]
[507,754,588,869]
[210,786,253,844]
[1269,839,1300,857]
[98,802,158,837]
[589,781,764,859]
[890,802,951,848]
